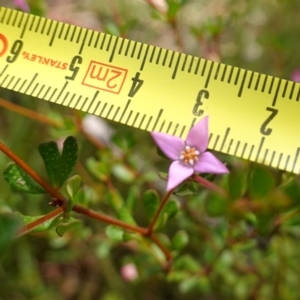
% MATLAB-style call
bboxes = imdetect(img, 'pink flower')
[120,263,138,281]
[291,70,300,83]
[151,116,229,191]
[13,0,29,11]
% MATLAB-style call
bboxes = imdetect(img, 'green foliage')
[143,189,160,221]
[4,163,46,194]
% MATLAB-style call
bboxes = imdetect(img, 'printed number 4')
[128,72,144,97]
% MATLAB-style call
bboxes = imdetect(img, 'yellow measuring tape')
[0,7,299,173]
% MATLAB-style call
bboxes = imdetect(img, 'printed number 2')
[193,89,209,116]
[128,72,144,97]
[260,107,278,136]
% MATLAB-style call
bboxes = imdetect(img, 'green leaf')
[4,163,46,194]
[0,214,22,256]
[111,163,135,183]
[15,212,60,233]
[58,136,78,187]
[205,193,227,217]
[56,217,81,237]
[143,189,160,221]
[86,157,109,181]
[62,175,82,200]
[173,254,200,272]
[118,205,137,225]
[156,199,180,229]
[228,168,247,200]
[172,230,189,250]
[38,141,61,187]
[280,177,300,205]
[106,225,124,242]
[126,185,139,211]
[249,166,275,198]
[174,182,198,196]
[158,172,168,181]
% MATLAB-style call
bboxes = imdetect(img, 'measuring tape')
[0,7,299,174]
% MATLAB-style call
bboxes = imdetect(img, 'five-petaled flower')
[151,116,229,191]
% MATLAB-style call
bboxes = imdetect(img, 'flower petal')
[151,132,184,160]
[194,152,229,174]
[166,161,194,191]
[185,116,209,153]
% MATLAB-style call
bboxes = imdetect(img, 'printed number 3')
[193,89,209,116]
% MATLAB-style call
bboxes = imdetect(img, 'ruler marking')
[228,66,234,83]
[268,76,275,94]
[54,81,68,103]
[159,120,165,132]
[220,128,230,151]
[172,53,182,79]
[24,73,38,94]
[67,94,76,107]
[221,65,227,82]
[179,125,186,138]
[112,107,120,120]
[149,46,156,63]
[261,74,268,92]
[156,47,162,64]
[262,149,268,164]
[29,15,36,31]
[166,122,173,134]
[194,58,200,75]
[204,61,214,88]
[41,18,47,34]
[106,35,113,51]
[139,114,146,128]
[296,86,300,102]
[12,10,19,27]
[36,85,45,98]
[46,19,54,36]
[131,41,138,58]
[169,51,175,68]
[162,50,169,66]
[181,54,188,71]
[42,86,51,99]
[0,7,8,23]
[64,24,71,40]
[272,79,282,106]
[284,155,290,171]
[269,151,276,167]
[6,76,15,89]
[213,135,220,149]
[118,38,125,55]
[190,117,197,130]
[289,82,295,100]
[234,68,241,85]
[137,43,144,59]
[58,22,65,39]
[12,78,21,90]
[6,9,13,25]
[92,101,100,115]
[282,80,288,98]
[61,92,70,105]
[172,124,179,135]
[76,27,83,43]
[20,13,29,38]
[254,73,261,90]
[0,65,8,77]
[125,39,131,56]
[73,95,82,109]
[214,62,221,80]
[238,70,247,97]
[49,21,59,46]
[188,56,194,73]
[241,143,247,157]
[125,110,133,124]
[17,10,24,28]
[248,145,254,160]
[119,99,131,122]
[140,44,150,71]
[78,97,88,110]
[201,60,208,76]
[86,91,99,112]
[152,109,163,131]
[79,29,88,54]
[132,112,140,127]
[227,138,233,153]
[277,153,283,169]
[208,133,213,144]
[145,116,153,130]
[255,137,265,161]
[48,88,57,102]
[109,36,119,62]
[17,79,27,93]
[88,30,95,47]
[100,34,107,49]
[292,147,300,172]
[93,32,100,48]
[247,71,254,89]
[0,74,9,86]
[105,104,114,118]
[30,83,39,96]
[70,26,78,42]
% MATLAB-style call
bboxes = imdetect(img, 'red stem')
[192,174,227,197]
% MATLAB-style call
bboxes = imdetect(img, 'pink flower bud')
[120,263,138,281]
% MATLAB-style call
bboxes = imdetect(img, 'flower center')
[179,145,200,166]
